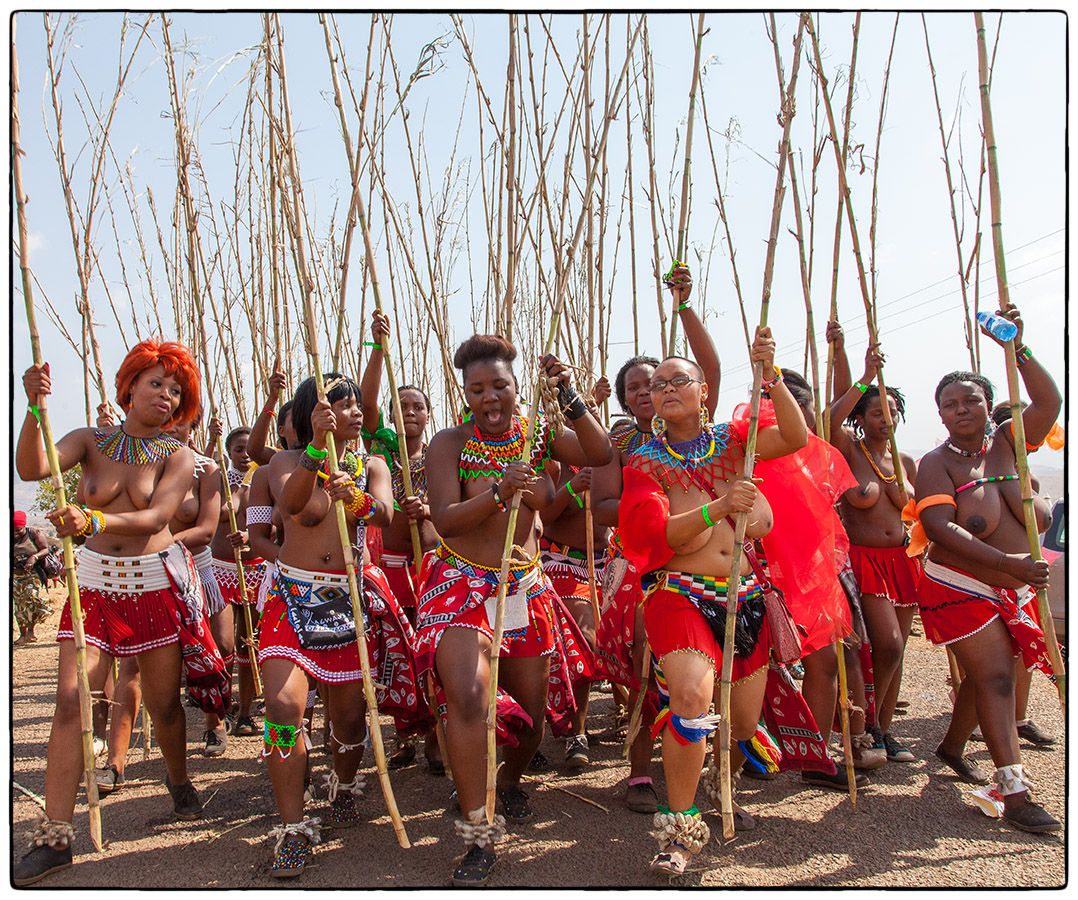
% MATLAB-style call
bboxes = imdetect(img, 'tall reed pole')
[973,12,1065,705]
[484,15,644,823]
[808,15,909,508]
[503,15,519,340]
[319,14,423,571]
[667,13,707,353]
[12,19,104,851]
[161,16,262,693]
[268,14,409,846]
[922,16,978,372]
[821,13,860,441]
[716,12,804,841]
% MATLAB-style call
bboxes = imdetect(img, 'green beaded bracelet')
[565,481,585,509]
[854,382,869,394]
[304,443,328,461]
[701,504,715,528]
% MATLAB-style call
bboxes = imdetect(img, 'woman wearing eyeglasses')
[618,327,807,875]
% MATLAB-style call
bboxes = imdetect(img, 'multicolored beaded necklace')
[391,447,428,503]
[94,427,183,466]
[458,415,551,480]
[609,419,652,455]
[632,422,740,492]
[945,435,992,458]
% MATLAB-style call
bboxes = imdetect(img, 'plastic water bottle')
[976,310,1018,342]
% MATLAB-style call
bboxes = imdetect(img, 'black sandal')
[451,845,496,886]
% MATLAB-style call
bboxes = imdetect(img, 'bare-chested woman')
[360,310,442,772]
[256,374,425,877]
[915,307,1061,834]
[416,336,611,885]
[827,327,918,763]
[15,341,229,886]
[96,416,223,796]
[591,264,721,814]
[207,426,267,740]
[617,328,806,875]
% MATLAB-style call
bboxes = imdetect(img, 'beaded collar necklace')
[610,419,652,455]
[459,414,551,480]
[226,466,246,488]
[391,446,428,500]
[945,436,991,459]
[94,427,183,466]
[632,422,739,492]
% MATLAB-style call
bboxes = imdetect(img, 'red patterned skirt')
[58,545,230,715]
[919,560,1055,677]
[258,560,429,733]
[415,543,589,741]
[593,536,646,689]
[212,554,266,606]
[539,537,600,713]
[848,543,922,608]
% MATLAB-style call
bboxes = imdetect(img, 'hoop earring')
[651,415,666,437]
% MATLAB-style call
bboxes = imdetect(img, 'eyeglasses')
[650,374,703,392]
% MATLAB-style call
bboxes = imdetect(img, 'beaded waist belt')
[539,537,588,561]
[276,560,349,587]
[77,547,172,593]
[434,542,540,590]
[646,570,761,604]
[644,569,766,658]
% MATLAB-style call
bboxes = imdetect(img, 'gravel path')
[11,597,1065,888]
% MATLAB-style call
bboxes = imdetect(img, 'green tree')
[33,464,81,516]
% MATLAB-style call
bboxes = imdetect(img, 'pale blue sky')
[9,11,1067,479]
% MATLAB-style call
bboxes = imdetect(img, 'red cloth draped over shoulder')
[731,399,857,654]
[618,466,676,575]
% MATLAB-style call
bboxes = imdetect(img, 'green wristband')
[701,503,715,528]
[678,302,691,311]
[565,481,585,509]
[363,342,382,349]
[854,382,869,394]
[305,443,328,461]
[27,404,40,421]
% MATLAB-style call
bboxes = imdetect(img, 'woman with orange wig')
[15,340,231,886]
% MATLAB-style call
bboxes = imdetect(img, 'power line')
[722,263,1064,396]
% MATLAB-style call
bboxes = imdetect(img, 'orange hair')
[114,340,202,428]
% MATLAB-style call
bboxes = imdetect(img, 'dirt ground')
[10,592,1065,888]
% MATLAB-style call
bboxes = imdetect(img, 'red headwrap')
[114,340,202,428]
[13,510,27,529]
